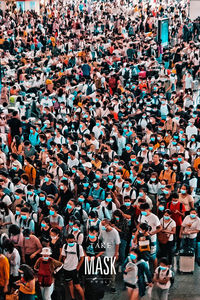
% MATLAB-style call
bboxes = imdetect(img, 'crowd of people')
[0,0,199,299]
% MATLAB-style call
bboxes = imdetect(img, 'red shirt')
[166,202,186,226]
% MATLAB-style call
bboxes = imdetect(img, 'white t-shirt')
[182,215,200,239]
[61,243,84,271]
[155,267,172,289]
[99,228,120,257]
[160,218,176,241]
[138,213,160,242]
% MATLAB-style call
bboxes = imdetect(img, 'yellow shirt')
[193,157,200,171]
[19,279,35,295]
[0,255,9,287]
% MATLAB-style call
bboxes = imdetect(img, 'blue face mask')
[106,198,112,202]
[185,171,191,176]
[49,210,55,216]
[62,176,68,180]
[95,174,101,179]
[67,204,72,210]
[30,129,34,134]
[164,216,170,220]
[41,223,46,228]
[115,217,120,221]
[151,178,156,182]
[190,214,196,219]
[93,183,98,188]
[137,180,141,184]
[131,158,136,162]
[68,243,75,247]
[43,256,49,260]
[141,211,147,216]
[83,183,89,187]
[139,192,143,197]
[126,146,131,151]
[73,227,78,232]
[44,177,49,182]
[160,184,165,189]
[16,211,20,215]
[124,184,129,188]
[108,175,113,180]
[125,202,131,207]
[88,234,95,239]
[72,170,76,174]
[116,175,121,179]
[163,190,169,195]
[89,219,94,222]
[49,162,53,167]
[25,237,30,240]
[40,196,45,201]
[15,195,20,200]
[69,222,73,226]
[46,200,51,206]
[27,191,33,196]
[101,226,106,231]
[13,167,17,171]
[107,184,113,189]
[180,189,186,194]
[159,206,165,211]
[78,197,84,203]
[60,186,64,190]
[160,266,167,271]
[177,157,182,162]
[149,147,153,151]
[21,215,27,220]
[151,138,155,142]
[130,254,137,260]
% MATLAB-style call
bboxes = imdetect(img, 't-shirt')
[138,213,160,242]
[159,217,176,241]
[83,237,105,257]
[182,215,200,239]
[167,202,185,226]
[155,267,172,289]
[61,243,84,271]
[99,228,120,257]
[7,118,21,137]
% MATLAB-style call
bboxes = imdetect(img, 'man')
[41,173,58,198]
[60,234,85,300]
[99,219,120,293]
[0,247,9,299]
[7,110,22,138]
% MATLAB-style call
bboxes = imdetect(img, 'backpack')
[109,77,116,89]
[64,242,80,260]
[37,259,53,287]
[123,260,138,285]
[86,83,93,95]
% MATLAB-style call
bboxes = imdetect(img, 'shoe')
[111,288,116,294]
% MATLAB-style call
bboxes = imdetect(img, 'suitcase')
[179,248,195,273]
[193,80,199,91]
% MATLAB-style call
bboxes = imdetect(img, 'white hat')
[41,247,52,256]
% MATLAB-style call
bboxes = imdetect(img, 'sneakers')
[111,288,116,294]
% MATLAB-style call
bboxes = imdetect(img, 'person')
[152,257,173,300]
[0,247,9,300]
[60,234,85,300]
[34,247,63,300]
[16,264,35,300]
[21,229,42,267]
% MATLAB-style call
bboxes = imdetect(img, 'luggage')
[193,80,199,91]
[179,247,195,273]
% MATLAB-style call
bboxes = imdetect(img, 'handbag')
[157,220,172,244]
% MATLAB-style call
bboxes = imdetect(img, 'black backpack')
[64,242,80,260]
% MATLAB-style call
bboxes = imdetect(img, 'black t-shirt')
[150,162,163,176]
[120,205,137,230]
[50,238,63,260]
[83,237,105,257]
[59,189,73,211]
[41,182,58,196]
[7,117,22,137]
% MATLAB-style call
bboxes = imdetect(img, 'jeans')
[151,285,169,300]
[40,283,54,300]
[119,239,127,265]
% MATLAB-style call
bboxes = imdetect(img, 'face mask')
[116,175,121,179]
[185,171,191,176]
[43,256,49,260]
[21,215,27,220]
[180,189,186,194]
[67,204,72,210]
[177,158,182,162]
[68,243,75,247]
[106,197,112,202]
[49,162,53,167]
[16,211,20,215]
[12,167,17,171]
[164,166,168,171]
[159,206,165,211]
[78,197,84,202]
[137,180,141,184]
[141,147,146,151]
[190,214,196,219]
[135,139,138,143]
[25,237,30,240]
[149,147,153,151]
[124,183,129,188]
[130,254,137,260]
[131,158,136,162]
[164,216,170,220]
[141,211,147,216]
[126,146,131,151]
[46,200,51,206]
[160,184,165,189]
[73,227,78,232]
[107,184,113,189]
[191,138,195,142]
[60,186,64,190]
[163,190,169,195]
[41,223,46,228]
[139,192,143,197]
[44,177,49,182]
[115,216,120,221]
[93,183,98,188]
[83,183,89,187]
[172,141,177,145]
[160,266,167,271]
[15,195,20,200]
[95,174,100,180]
[114,161,119,164]
[173,166,177,171]
[151,178,156,182]
[101,226,106,231]
[172,201,178,205]
[124,202,131,207]
[40,197,45,201]
[108,175,114,180]
[30,129,34,134]
[49,210,55,216]
[88,234,95,239]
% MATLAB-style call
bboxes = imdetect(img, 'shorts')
[125,282,138,289]
[63,269,79,284]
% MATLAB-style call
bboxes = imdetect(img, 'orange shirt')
[159,170,176,186]
[19,279,35,295]
[24,165,36,184]
[0,255,9,287]
[193,157,200,171]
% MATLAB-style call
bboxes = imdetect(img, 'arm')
[77,256,84,271]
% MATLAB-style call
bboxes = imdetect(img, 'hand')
[125,267,132,273]
[114,253,119,261]
[30,253,36,260]
[4,286,8,293]
[148,282,153,287]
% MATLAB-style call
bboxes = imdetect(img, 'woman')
[0,202,15,235]
[16,264,35,300]
[179,184,194,214]
[98,193,117,220]
[49,228,63,260]
[183,167,197,198]
[123,248,152,299]
[34,247,63,300]
[158,209,176,265]
[3,239,21,285]
[11,135,24,164]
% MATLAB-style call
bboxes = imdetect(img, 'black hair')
[19,264,35,282]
